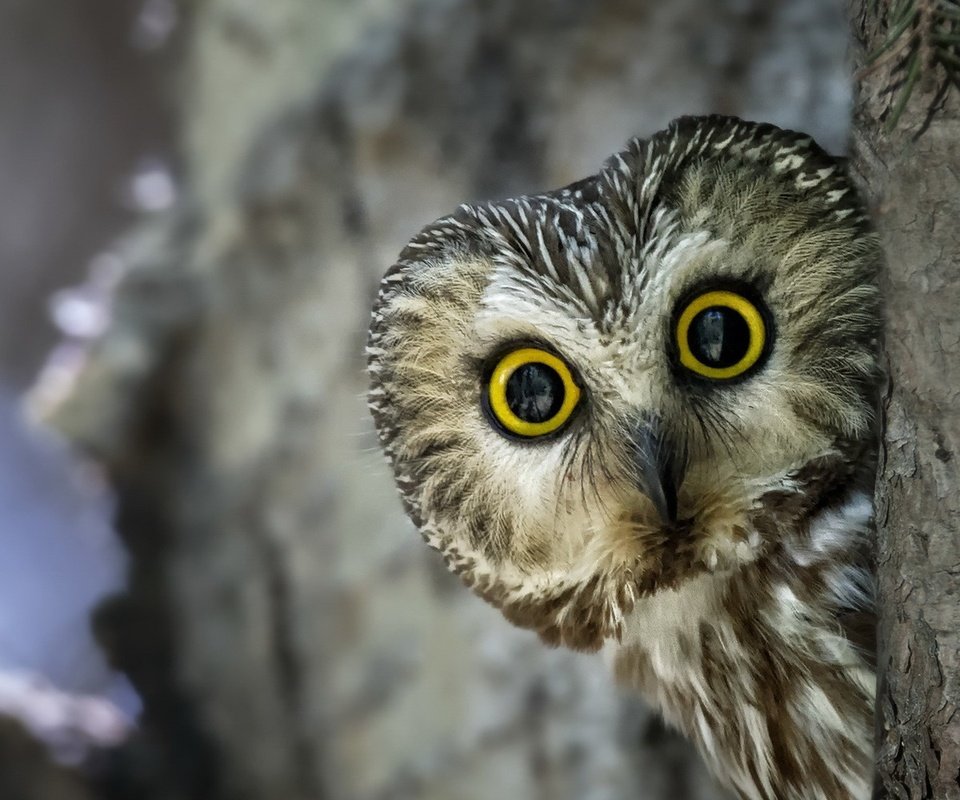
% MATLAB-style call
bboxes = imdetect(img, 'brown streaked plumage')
[367,116,882,800]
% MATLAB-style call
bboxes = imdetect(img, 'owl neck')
[612,488,876,800]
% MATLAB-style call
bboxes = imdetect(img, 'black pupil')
[688,307,751,368]
[505,363,565,424]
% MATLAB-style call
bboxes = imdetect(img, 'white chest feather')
[610,492,876,800]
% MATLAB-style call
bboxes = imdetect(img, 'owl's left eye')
[484,347,581,438]
[675,289,768,380]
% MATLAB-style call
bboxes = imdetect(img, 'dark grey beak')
[628,416,681,524]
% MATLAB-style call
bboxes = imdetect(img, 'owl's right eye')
[483,347,581,439]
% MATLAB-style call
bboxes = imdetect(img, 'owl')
[367,116,881,800]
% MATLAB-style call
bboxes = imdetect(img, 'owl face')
[368,117,881,651]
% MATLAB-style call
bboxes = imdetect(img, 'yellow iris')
[675,290,766,380]
[486,347,581,438]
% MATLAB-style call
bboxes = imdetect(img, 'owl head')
[368,116,881,651]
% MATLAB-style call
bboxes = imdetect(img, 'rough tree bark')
[12,1,855,798]
[848,2,960,798]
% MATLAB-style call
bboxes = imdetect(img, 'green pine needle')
[864,0,960,131]
[886,48,924,129]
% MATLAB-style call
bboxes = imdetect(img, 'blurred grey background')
[0,0,172,713]
[0,1,852,798]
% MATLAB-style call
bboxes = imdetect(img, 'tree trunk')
[15,1,855,798]
[848,3,960,798]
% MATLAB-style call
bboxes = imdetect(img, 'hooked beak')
[628,416,682,525]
